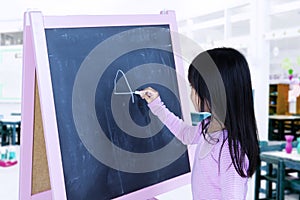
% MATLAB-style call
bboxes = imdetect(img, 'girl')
[140,47,259,199]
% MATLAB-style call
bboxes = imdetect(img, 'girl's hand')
[139,87,159,104]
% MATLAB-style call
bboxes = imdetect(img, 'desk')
[0,116,21,145]
[269,115,300,140]
[262,149,300,162]
[256,150,300,200]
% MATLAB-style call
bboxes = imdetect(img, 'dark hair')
[188,47,259,178]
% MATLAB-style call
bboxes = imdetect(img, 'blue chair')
[0,121,11,146]
[255,141,285,200]
[255,141,300,200]
[283,159,300,199]
[282,140,300,199]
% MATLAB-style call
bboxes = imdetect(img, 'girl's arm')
[148,96,201,145]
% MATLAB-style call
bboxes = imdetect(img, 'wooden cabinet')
[269,84,289,115]
[297,96,300,114]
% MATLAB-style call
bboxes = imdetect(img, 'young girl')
[140,47,259,199]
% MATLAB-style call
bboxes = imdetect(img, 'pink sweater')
[148,97,248,200]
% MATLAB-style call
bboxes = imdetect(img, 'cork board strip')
[32,81,51,194]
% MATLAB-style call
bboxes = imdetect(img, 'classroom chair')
[255,141,285,200]
[16,125,20,145]
[255,141,300,200]
[283,158,300,200]
[0,122,11,146]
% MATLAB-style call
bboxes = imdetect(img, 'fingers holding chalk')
[136,87,159,104]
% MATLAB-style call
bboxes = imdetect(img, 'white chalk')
[134,91,143,95]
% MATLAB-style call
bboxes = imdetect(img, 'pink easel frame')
[19,11,193,200]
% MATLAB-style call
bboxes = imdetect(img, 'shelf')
[270,1,300,16]
[190,18,224,30]
[177,0,253,53]
[225,0,250,10]
[270,93,278,96]
[183,12,250,32]
[178,0,250,26]
[198,35,250,49]
[269,84,289,115]
[264,27,300,40]
[177,0,299,119]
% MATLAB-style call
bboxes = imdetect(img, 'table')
[0,116,21,145]
[262,149,300,162]
[256,149,300,200]
[269,115,300,140]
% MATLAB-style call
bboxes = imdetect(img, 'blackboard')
[45,25,190,200]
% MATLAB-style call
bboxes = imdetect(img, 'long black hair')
[188,47,259,178]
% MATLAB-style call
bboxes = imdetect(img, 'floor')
[0,145,298,200]
[284,194,300,200]
[258,186,299,200]
[0,145,19,200]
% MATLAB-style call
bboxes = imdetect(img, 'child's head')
[188,47,254,123]
[188,47,259,177]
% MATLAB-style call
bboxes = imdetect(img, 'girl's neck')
[207,118,225,133]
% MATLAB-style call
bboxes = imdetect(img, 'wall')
[0,0,232,116]
[0,45,22,117]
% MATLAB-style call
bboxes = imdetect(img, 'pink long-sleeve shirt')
[148,97,248,200]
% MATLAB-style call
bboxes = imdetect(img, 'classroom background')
[0,0,300,199]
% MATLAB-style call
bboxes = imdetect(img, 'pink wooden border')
[20,10,193,200]
[44,12,176,29]
[114,173,190,200]
[19,12,36,200]
[30,11,67,200]
[31,190,52,200]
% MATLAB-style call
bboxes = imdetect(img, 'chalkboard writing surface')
[46,25,190,199]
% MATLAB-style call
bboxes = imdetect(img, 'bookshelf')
[269,84,289,115]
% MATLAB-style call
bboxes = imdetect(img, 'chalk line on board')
[113,69,139,103]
